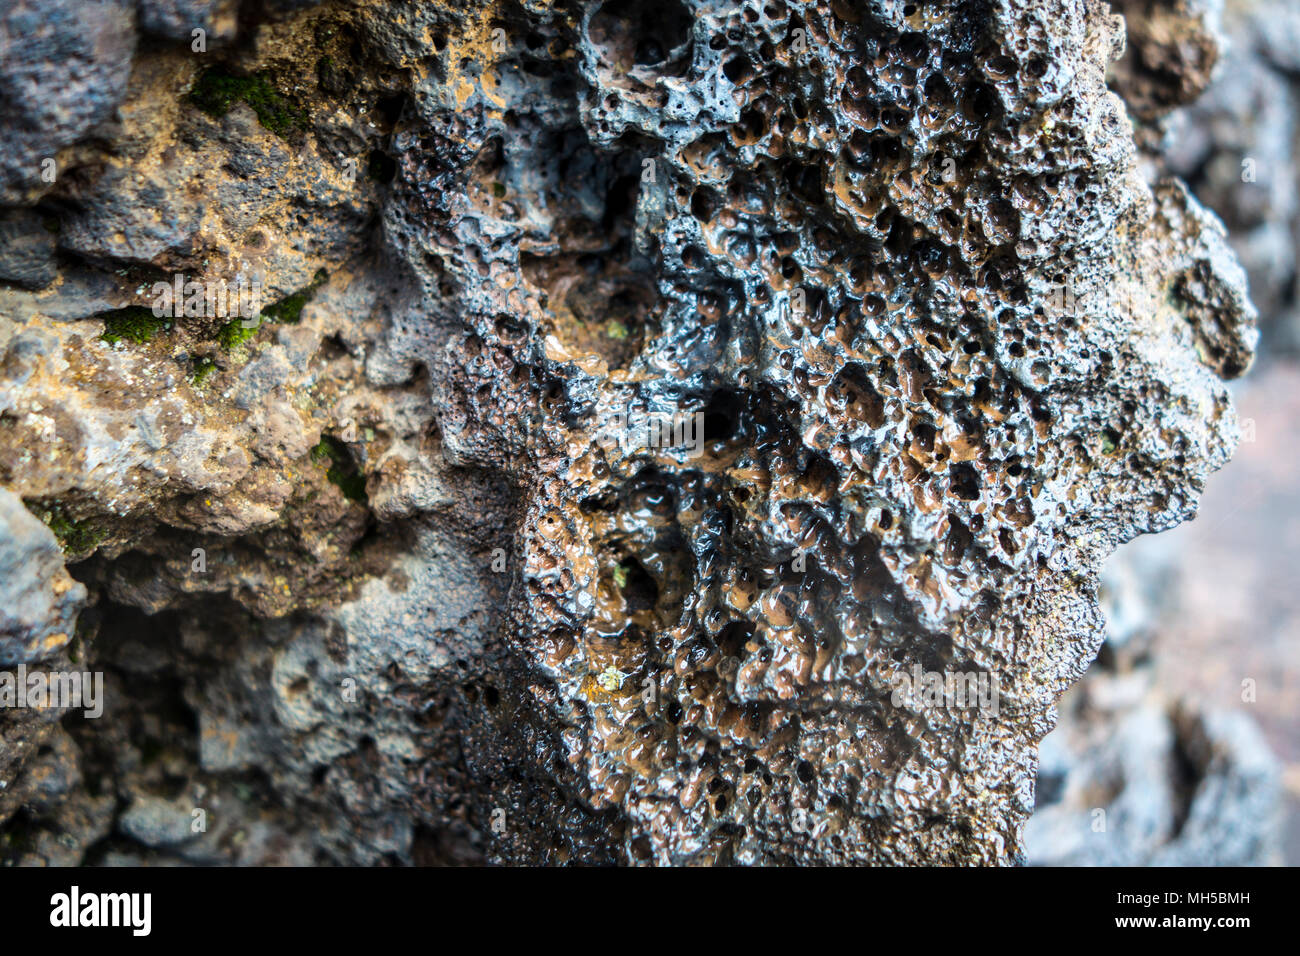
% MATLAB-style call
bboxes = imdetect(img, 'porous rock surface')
[0,0,1257,864]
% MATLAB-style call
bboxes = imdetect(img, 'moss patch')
[217,315,260,351]
[1,824,37,859]
[217,270,328,350]
[37,505,108,558]
[368,149,398,183]
[191,356,218,385]
[189,67,309,139]
[259,269,328,325]
[99,307,167,346]
[310,435,367,503]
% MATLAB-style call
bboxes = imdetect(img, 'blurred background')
[1027,0,1299,866]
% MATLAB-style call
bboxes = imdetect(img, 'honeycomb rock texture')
[0,0,1257,865]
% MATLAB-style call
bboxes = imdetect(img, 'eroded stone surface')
[0,0,1257,865]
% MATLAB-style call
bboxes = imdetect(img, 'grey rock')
[0,488,86,666]
[0,209,58,290]
[118,795,201,848]
[0,0,1271,867]
[0,0,136,203]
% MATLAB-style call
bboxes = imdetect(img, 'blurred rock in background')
[1030,0,1299,866]
[1165,0,1300,354]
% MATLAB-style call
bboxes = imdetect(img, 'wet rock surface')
[0,0,1260,864]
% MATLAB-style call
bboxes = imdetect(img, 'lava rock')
[0,0,1264,866]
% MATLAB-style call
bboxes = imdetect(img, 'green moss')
[188,67,309,138]
[67,625,86,664]
[99,306,167,346]
[1100,428,1120,456]
[217,316,261,351]
[1,823,36,859]
[310,435,367,503]
[605,320,629,340]
[38,506,108,558]
[191,356,218,385]
[259,269,328,325]
[216,270,328,350]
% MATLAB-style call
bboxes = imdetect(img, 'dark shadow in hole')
[616,556,658,612]
[701,388,746,444]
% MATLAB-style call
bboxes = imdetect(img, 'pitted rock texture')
[0,0,1256,865]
